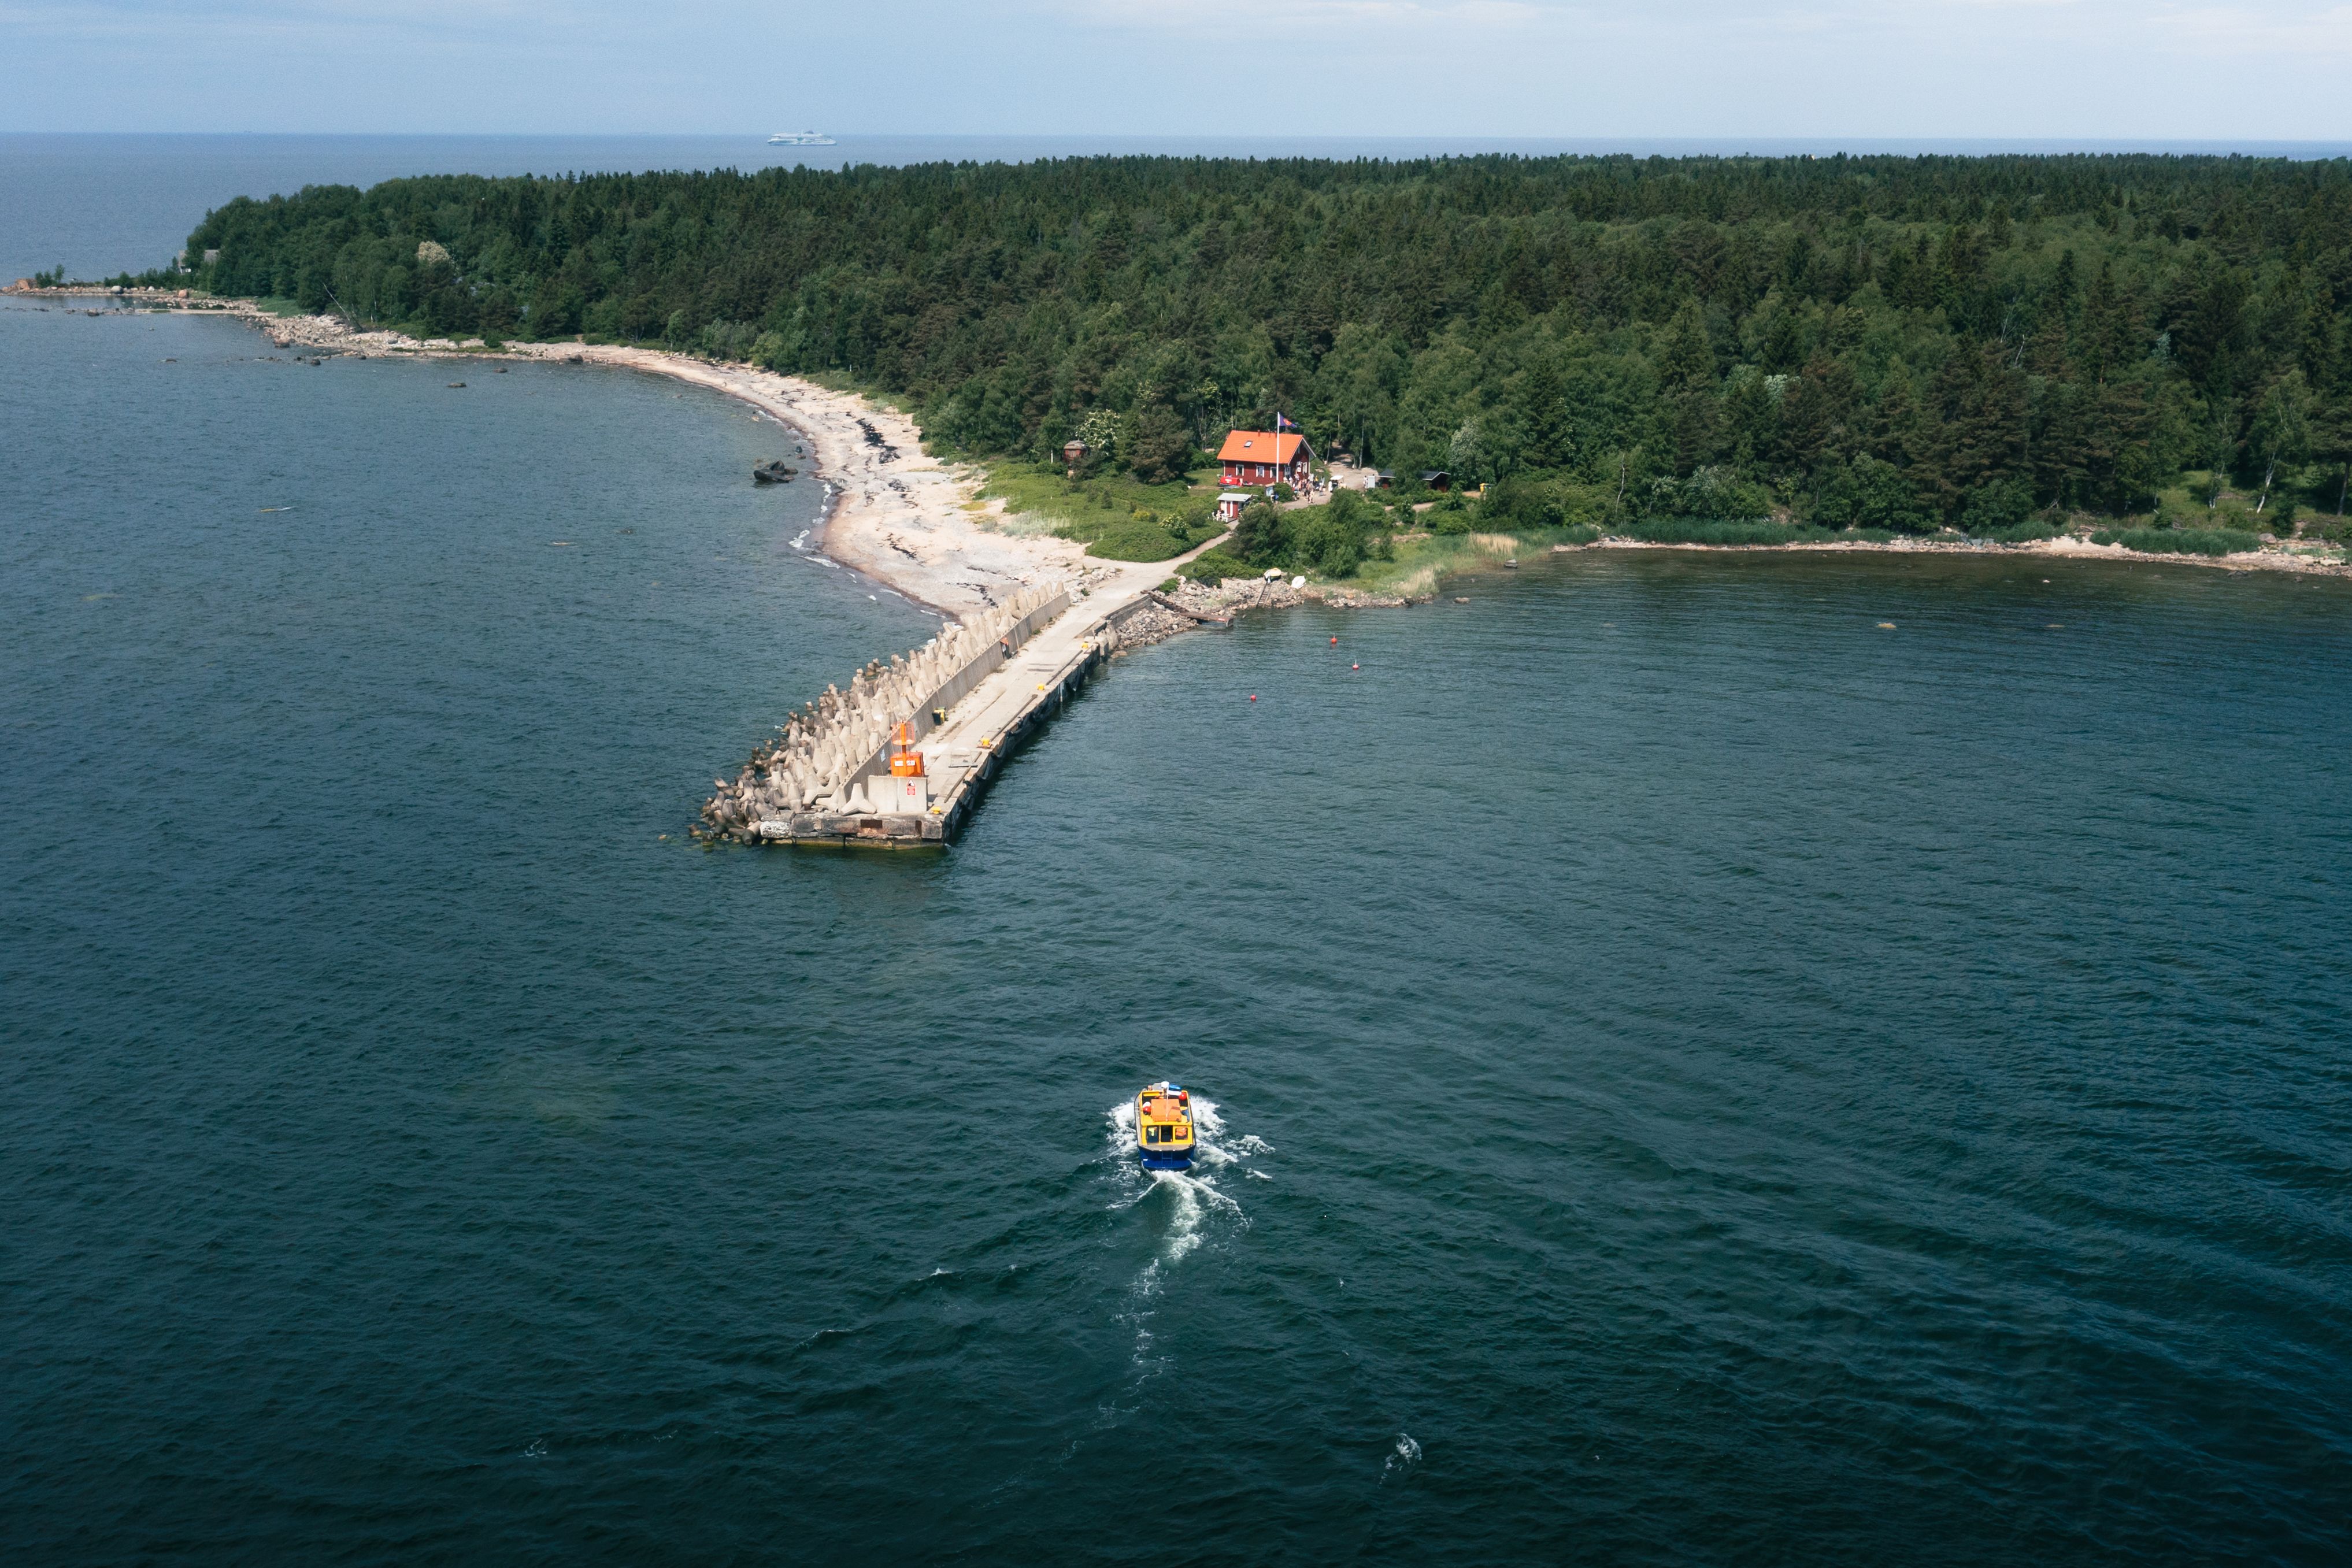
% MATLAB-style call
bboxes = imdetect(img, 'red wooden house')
[1217,429,1314,491]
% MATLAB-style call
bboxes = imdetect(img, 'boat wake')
[1103,1097,1259,1249]
[1103,1095,1269,1374]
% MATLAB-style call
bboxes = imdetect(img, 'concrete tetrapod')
[698,581,1071,841]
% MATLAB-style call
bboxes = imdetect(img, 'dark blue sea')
[5,302,2352,1563]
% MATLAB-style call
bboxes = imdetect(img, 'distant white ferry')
[767,131,836,146]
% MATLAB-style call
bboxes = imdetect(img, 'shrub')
[1427,495,1473,536]
[1619,518,1834,546]
[1289,504,1368,575]
[1179,548,1254,584]
[1477,474,1612,533]
[1224,491,1394,576]
[1961,477,2035,534]
[2091,528,2262,556]
[1812,455,1934,532]
[699,319,762,361]
[1645,465,1773,521]
[1231,497,1288,565]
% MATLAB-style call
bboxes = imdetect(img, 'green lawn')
[1339,529,1536,597]
[977,460,1223,562]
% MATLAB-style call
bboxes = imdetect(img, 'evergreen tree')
[168,151,2352,531]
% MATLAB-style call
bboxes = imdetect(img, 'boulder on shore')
[752,459,798,484]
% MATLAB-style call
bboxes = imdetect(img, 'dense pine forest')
[172,154,2352,536]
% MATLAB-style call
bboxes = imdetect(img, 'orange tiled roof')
[1217,430,1309,464]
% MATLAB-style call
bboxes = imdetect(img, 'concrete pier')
[699,568,1180,849]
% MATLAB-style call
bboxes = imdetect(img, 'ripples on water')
[5,306,2351,1563]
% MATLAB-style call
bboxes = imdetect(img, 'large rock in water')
[752,459,797,484]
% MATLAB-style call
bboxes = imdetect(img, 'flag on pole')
[1274,412,1292,431]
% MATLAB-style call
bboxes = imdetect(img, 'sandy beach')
[42,292,1131,619]
[494,343,1113,618]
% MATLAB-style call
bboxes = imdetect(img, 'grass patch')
[1346,527,1543,595]
[252,296,306,317]
[976,460,1219,562]
[1080,513,1225,562]
[2091,528,2264,557]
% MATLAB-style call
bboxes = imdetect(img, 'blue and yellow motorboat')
[1135,1081,1197,1170]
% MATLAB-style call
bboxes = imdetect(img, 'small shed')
[1062,438,1090,478]
[1419,470,1451,491]
[1215,490,1255,522]
[1373,470,1396,489]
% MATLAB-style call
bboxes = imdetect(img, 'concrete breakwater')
[698,581,1086,846]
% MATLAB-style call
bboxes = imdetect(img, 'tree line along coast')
[97,153,2352,583]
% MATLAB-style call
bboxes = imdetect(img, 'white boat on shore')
[768,131,836,146]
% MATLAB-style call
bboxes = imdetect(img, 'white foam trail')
[1108,1100,1257,1369]
[1382,1433,1421,1481]
[1158,1169,1209,1262]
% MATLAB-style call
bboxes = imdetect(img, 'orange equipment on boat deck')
[889,720,924,777]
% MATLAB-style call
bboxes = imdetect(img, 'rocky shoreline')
[1103,577,1418,650]
[1554,531,2352,580]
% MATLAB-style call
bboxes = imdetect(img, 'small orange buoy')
[1331,636,1338,644]
[1249,694,1257,702]
[1351,663,1359,670]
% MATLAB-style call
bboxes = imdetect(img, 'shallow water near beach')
[6,305,2352,1565]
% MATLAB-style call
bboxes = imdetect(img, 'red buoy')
[1331,636,1338,644]
[1249,694,1257,702]
[1352,663,1360,670]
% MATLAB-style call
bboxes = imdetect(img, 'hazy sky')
[5,0,2350,140]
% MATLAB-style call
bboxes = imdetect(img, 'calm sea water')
[6,302,2352,1564]
[8,132,2352,284]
